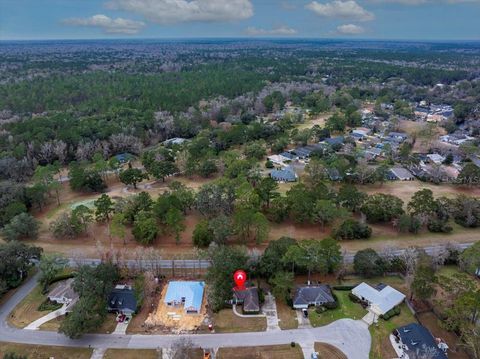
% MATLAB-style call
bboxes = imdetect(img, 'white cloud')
[106,0,254,24]
[245,26,298,36]
[367,0,479,4]
[336,23,365,34]
[306,1,374,21]
[63,14,145,34]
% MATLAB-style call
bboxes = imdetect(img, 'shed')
[164,281,205,314]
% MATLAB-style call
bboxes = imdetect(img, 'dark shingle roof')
[293,285,335,307]
[234,287,260,313]
[395,323,447,359]
[107,288,137,313]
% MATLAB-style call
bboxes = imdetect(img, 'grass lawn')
[369,303,416,359]
[217,344,303,359]
[38,314,65,331]
[314,342,347,359]
[93,313,118,334]
[7,284,53,328]
[276,299,298,330]
[213,308,267,333]
[104,349,161,359]
[308,290,367,327]
[0,342,92,359]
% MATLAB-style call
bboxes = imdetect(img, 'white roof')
[352,282,405,315]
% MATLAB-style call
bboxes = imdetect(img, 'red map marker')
[233,270,247,290]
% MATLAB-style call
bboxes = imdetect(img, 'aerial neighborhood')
[1,7,480,359]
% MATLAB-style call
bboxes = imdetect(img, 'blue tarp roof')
[164,281,205,312]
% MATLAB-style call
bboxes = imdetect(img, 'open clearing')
[217,344,303,359]
[0,342,92,359]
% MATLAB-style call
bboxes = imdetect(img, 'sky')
[0,0,479,41]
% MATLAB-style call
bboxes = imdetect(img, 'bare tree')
[170,338,199,359]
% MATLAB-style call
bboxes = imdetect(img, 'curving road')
[0,274,371,359]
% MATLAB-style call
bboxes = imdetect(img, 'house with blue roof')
[270,166,297,182]
[164,281,205,314]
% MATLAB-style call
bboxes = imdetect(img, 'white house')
[352,282,405,316]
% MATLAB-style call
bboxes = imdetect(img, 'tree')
[258,236,296,278]
[313,200,345,230]
[286,183,316,223]
[208,214,232,245]
[71,205,94,233]
[195,181,236,218]
[411,264,437,301]
[334,219,372,240]
[33,164,61,205]
[244,141,266,160]
[0,242,42,295]
[2,213,39,241]
[132,211,158,245]
[206,245,249,311]
[233,208,269,244]
[110,213,127,245]
[198,159,218,178]
[458,163,480,186]
[397,214,422,234]
[270,271,294,302]
[459,242,480,275]
[119,168,147,189]
[255,177,279,208]
[171,338,199,359]
[319,237,343,273]
[353,248,385,278]
[59,263,119,338]
[3,353,27,359]
[94,194,114,222]
[337,184,366,212]
[39,253,68,290]
[69,163,106,193]
[192,220,212,248]
[408,189,438,223]
[360,193,404,223]
[165,207,185,244]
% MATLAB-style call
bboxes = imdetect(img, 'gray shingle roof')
[293,285,335,307]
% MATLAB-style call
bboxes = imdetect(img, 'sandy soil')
[144,283,207,332]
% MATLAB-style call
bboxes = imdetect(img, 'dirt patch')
[314,342,347,359]
[417,312,469,359]
[144,283,207,333]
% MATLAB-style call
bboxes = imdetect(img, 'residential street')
[0,274,371,359]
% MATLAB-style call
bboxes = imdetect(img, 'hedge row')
[380,306,401,320]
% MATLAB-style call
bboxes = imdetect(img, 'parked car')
[302,308,308,318]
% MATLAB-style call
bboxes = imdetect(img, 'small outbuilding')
[292,285,335,310]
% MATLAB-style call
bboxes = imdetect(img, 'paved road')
[0,275,371,359]
[69,242,474,270]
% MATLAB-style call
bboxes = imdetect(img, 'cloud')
[367,0,479,4]
[245,26,298,36]
[336,23,365,34]
[106,0,254,24]
[306,0,374,21]
[63,14,145,34]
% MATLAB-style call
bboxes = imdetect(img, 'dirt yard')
[144,283,207,332]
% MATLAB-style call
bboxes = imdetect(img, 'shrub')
[38,299,63,311]
[315,305,327,314]
[265,160,274,169]
[333,285,357,291]
[380,306,401,320]
[427,219,453,233]
[334,219,372,240]
[348,292,361,303]
[324,300,338,310]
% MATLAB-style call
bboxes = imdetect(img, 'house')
[270,167,297,182]
[291,146,313,159]
[326,168,342,181]
[324,136,344,147]
[107,284,137,315]
[267,154,288,166]
[279,151,297,161]
[163,137,187,146]
[389,167,415,181]
[391,323,448,359]
[164,281,205,314]
[47,278,79,310]
[427,154,445,165]
[233,287,260,314]
[386,132,408,143]
[292,285,335,309]
[351,283,405,316]
[365,147,383,159]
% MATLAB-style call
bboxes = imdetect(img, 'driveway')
[262,292,280,331]
[0,275,371,359]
